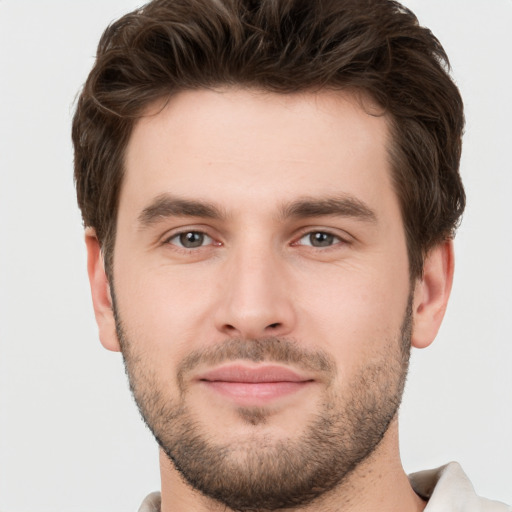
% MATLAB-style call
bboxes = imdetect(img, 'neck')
[158,419,426,512]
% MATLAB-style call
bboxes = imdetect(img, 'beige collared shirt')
[138,462,511,512]
[409,462,511,512]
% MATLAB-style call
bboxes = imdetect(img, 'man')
[72,0,510,511]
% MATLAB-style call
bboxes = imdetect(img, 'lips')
[196,364,313,405]
[198,364,310,383]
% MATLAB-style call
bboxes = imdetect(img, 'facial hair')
[114,297,412,511]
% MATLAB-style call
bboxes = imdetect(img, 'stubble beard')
[114,298,412,512]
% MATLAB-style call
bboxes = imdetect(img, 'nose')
[214,245,296,339]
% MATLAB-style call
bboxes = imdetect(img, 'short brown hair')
[73,0,465,279]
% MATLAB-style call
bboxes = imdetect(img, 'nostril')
[267,323,280,329]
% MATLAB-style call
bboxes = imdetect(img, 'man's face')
[111,89,413,509]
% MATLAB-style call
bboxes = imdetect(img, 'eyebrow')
[279,195,377,223]
[137,193,377,228]
[138,194,226,228]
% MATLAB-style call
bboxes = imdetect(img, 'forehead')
[122,88,394,218]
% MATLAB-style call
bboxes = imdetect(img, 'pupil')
[180,232,204,248]
[311,232,333,247]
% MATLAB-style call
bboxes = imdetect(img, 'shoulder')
[409,462,511,512]
[137,491,161,512]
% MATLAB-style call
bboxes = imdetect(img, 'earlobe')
[411,240,454,349]
[85,228,121,352]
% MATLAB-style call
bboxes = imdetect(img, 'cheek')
[294,259,410,374]
[113,258,219,358]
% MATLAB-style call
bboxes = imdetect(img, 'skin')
[86,88,454,511]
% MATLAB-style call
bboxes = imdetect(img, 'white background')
[0,1,511,510]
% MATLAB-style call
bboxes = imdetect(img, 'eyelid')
[161,225,221,248]
[291,227,352,247]
[158,225,352,250]
[168,232,213,248]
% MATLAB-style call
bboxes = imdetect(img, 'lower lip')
[202,381,311,405]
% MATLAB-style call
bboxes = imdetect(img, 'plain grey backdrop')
[0,1,511,510]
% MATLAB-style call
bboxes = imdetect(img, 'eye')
[167,231,214,249]
[296,231,342,248]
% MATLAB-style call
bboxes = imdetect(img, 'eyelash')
[164,228,348,252]
[165,231,219,250]
[293,231,347,249]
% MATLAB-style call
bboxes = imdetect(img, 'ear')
[85,228,121,352]
[411,240,454,349]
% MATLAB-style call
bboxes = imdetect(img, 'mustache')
[177,337,337,386]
